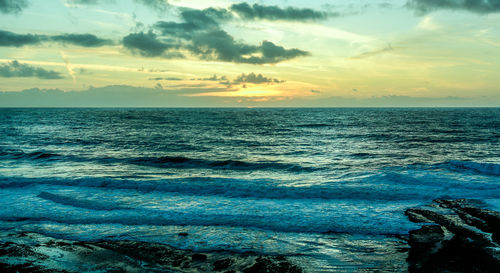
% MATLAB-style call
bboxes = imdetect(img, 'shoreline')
[0,231,303,273]
[2,198,500,272]
[405,199,500,273]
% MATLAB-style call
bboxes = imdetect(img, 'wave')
[0,149,318,173]
[0,176,408,201]
[1,172,499,202]
[37,192,128,211]
[0,207,416,235]
[0,150,61,161]
[438,161,500,176]
[132,156,319,172]
[296,123,332,128]
[350,153,374,158]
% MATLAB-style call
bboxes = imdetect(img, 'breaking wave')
[0,149,319,172]
[439,161,500,176]
[37,191,128,211]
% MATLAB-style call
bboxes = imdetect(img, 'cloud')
[66,0,170,11]
[67,0,102,4]
[0,85,228,107]
[407,0,500,14]
[233,72,284,84]
[196,74,228,81]
[0,30,112,48]
[252,40,309,64]
[148,68,168,72]
[230,3,328,21]
[350,45,405,59]
[0,30,43,47]
[154,8,225,38]
[135,0,170,12]
[1,85,497,107]
[149,77,183,81]
[122,31,181,57]
[51,33,113,47]
[194,73,284,86]
[79,68,92,75]
[0,60,64,79]
[125,7,310,64]
[0,0,29,14]
[188,30,289,64]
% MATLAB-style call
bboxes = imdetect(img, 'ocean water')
[0,108,499,271]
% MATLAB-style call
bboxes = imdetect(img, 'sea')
[0,108,499,272]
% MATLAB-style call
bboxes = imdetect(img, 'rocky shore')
[405,199,500,273]
[3,199,500,273]
[0,232,302,273]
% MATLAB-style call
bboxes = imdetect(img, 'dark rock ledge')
[405,199,500,273]
[0,232,302,273]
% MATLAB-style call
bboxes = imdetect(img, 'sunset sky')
[1,0,499,107]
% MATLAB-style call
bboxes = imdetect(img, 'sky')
[0,0,499,107]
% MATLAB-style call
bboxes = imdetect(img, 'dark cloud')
[194,73,284,86]
[200,7,234,21]
[178,28,307,64]
[127,7,310,64]
[135,0,170,12]
[67,0,170,11]
[0,30,112,48]
[187,30,254,62]
[148,68,168,72]
[0,30,43,47]
[68,0,102,4]
[180,8,224,26]
[2,86,495,107]
[407,0,500,14]
[154,8,229,38]
[122,31,181,57]
[149,77,183,81]
[379,3,394,9]
[230,2,327,21]
[0,0,29,14]
[0,60,64,79]
[154,21,203,38]
[233,72,284,84]
[190,36,309,64]
[50,34,113,47]
[79,68,92,75]
[254,41,309,64]
[0,85,231,107]
[197,74,228,81]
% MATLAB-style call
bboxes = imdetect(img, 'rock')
[243,256,302,273]
[405,209,433,223]
[0,232,303,273]
[213,258,232,271]
[191,253,207,261]
[178,232,189,237]
[405,199,500,273]
[408,225,444,253]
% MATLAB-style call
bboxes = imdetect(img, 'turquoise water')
[0,108,498,271]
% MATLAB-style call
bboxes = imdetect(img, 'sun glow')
[188,86,283,97]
